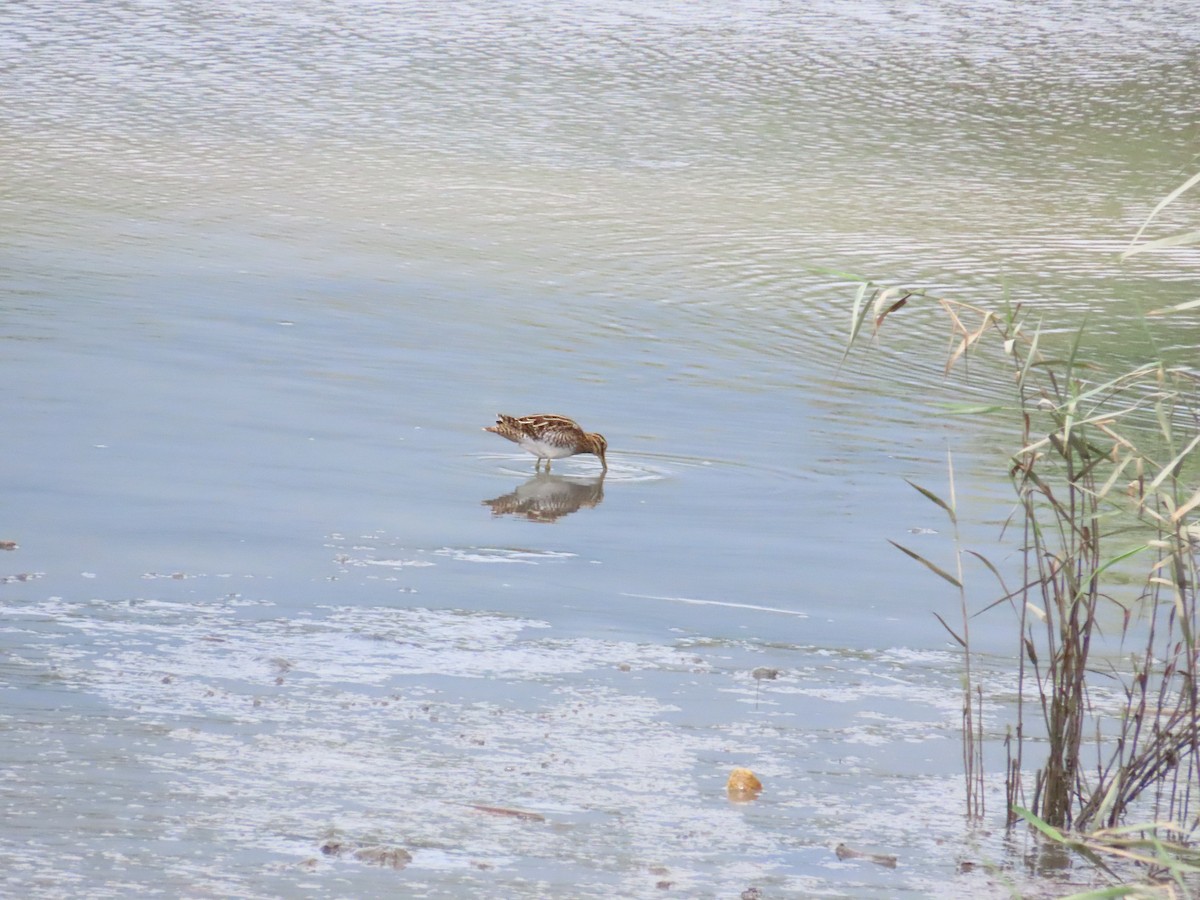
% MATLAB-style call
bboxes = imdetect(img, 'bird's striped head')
[585,432,608,471]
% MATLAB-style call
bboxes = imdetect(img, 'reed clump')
[844,176,1200,895]
[848,284,1200,843]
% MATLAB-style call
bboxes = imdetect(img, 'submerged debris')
[353,846,413,869]
[1,571,43,583]
[320,839,412,869]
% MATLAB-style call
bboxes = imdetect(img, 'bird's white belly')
[519,437,577,459]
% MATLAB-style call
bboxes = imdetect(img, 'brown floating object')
[726,767,763,800]
[469,803,546,822]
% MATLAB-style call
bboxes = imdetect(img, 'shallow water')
[3,1,1198,896]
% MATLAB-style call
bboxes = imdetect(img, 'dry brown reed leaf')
[468,804,546,822]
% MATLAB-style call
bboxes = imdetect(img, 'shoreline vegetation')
[846,174,1200,897]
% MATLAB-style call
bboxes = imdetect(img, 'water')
[3,2,1198,896]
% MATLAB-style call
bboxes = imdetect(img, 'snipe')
[484,414,608,472]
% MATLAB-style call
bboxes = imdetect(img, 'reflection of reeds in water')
[482,474,605,523]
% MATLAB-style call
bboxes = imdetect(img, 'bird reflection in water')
[482,473,605,523]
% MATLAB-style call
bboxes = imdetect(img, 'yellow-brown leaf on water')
[726,767,762,800]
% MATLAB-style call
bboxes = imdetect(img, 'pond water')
[3,1,1198,897]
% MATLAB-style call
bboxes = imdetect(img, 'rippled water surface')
[3,1,1198,896]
